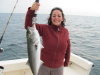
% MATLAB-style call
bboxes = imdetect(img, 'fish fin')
[41,44,44,49]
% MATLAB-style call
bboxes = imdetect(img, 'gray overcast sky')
[0,0,100,17]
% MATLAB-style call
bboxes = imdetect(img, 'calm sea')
[0,13,100,75]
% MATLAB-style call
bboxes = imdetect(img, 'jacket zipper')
[52,28,59,67]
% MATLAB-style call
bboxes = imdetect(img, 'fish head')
[31,29,40,42]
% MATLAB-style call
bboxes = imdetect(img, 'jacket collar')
[51,23,63,31]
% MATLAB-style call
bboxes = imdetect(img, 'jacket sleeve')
[64,38,71,67]
[25,7,45,36]
[25,7,34,30]
[36,24,45,36]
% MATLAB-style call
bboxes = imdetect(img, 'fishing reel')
[0,66,4,75]
[0,48,4,53]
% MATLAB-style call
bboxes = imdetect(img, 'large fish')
[26,26,42,75]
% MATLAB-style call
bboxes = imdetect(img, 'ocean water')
[0,13,100,75]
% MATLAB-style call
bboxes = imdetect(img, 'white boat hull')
[0,53,93,75]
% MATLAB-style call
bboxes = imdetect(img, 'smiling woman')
[51,10,63,26]
[48,7,66,27]
[25,1,71,75]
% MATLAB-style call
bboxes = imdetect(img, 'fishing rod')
[0,0,18,53]
[32,0,39,25]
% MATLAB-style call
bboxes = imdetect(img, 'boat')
[0,53,93,75]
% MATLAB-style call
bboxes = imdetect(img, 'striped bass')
[26,26,42,75]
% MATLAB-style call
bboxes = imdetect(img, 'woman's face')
[51,10,63,26]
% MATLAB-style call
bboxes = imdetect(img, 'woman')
[25,2,71,75]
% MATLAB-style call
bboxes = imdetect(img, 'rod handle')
[35,0,39,3]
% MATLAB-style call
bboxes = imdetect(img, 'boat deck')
[0,53,93,75]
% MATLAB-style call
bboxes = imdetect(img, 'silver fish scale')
[26,26,41,75]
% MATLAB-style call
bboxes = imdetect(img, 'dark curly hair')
[48,7,66,27]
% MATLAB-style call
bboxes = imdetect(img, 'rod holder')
[0,66,4,75]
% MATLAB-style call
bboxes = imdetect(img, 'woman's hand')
[30,2,40,10]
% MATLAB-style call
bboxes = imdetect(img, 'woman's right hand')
[30,2,40,11]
